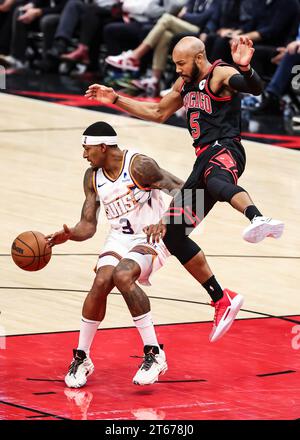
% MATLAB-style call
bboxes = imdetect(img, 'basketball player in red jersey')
[85,36,284,344]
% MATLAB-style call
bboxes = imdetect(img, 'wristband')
[112,94,119,104]
[236,64,253,76]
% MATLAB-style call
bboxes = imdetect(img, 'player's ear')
[195,51,203,64]
[100,143,107,152]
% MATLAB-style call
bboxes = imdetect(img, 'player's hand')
[85,83,118,104]
[46,224,72,247]
[143,220,167,244]
[231,36,255,67]
[271,47,286,64]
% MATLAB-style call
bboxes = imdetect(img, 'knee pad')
[164,223,200,265]
[206,177,245,202]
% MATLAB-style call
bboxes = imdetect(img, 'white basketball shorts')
[96,229,170,285]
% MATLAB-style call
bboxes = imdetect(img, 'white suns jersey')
[92,150,165,235]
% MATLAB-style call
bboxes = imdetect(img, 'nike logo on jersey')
[97,182,106,188]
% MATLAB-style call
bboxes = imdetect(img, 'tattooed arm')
[131,154,183,194]
[130,155,185,244]
[47,168,100,246]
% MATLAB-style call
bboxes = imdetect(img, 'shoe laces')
[140,352,158,371]
[130,352,158,371]
[210,296,228,326]
[68,355,84,376]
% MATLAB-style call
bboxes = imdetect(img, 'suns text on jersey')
[104,190,137,219]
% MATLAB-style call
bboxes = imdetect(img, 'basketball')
[11,231,52,271]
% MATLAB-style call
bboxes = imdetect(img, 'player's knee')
[164,224,201,264]
[91,274,112,297]
[163,223,185,253]
[113,259,138,291]
[206,177,245,202]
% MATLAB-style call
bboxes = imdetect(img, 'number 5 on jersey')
[190,111,200,139]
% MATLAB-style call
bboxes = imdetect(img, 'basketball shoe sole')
[133,361,168,386]
[243,218,284,243]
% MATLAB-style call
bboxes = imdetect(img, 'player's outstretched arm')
[47,168,100,246]
[85,81,183,123]
[218,37,263,95]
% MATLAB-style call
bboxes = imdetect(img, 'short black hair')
[83,121,117,137]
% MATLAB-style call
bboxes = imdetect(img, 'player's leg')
[65,263,116,388]
[113,247,168,385]
[204,146,284,243]
[163,180,243,342]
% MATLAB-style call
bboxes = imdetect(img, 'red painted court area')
[1,317,299,420]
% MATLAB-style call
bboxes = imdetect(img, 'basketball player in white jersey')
[47,121,183,387]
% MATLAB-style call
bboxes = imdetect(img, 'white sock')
[77,316,100,356]
[133,312,160,350]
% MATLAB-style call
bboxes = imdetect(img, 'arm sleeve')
[228,68,263,96]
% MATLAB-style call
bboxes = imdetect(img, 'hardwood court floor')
[0,93,299,420]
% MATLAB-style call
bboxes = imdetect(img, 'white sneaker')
[292,115,300,131]
[243,216,284,243]
[64,349,94,388]
[0,54,25,68]
[131,77,159,96]
[105,50,140,71]
[133,345,168,385]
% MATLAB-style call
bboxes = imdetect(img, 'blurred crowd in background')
[0,0,299,120]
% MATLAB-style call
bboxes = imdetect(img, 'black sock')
[202,275,223,302]
[244,205,262,221]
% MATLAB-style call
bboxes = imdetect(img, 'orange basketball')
[11,231,52,271]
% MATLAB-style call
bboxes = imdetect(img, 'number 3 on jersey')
[120,218,134,234]
[190,111,200,139]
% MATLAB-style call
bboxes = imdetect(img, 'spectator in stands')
[103,0,186,58]
[45,0,117,72]
[196,0,255,63]
[229,0,300,77]
[105,0,216,96]
[0,0,67,71]
[252,24,300,115]
[0,0,17,56]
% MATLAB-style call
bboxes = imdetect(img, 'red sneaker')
[209,289,244,342]
[61,46,90,65]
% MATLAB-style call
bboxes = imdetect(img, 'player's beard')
[190,61,200,83]
[184,62,200,84]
